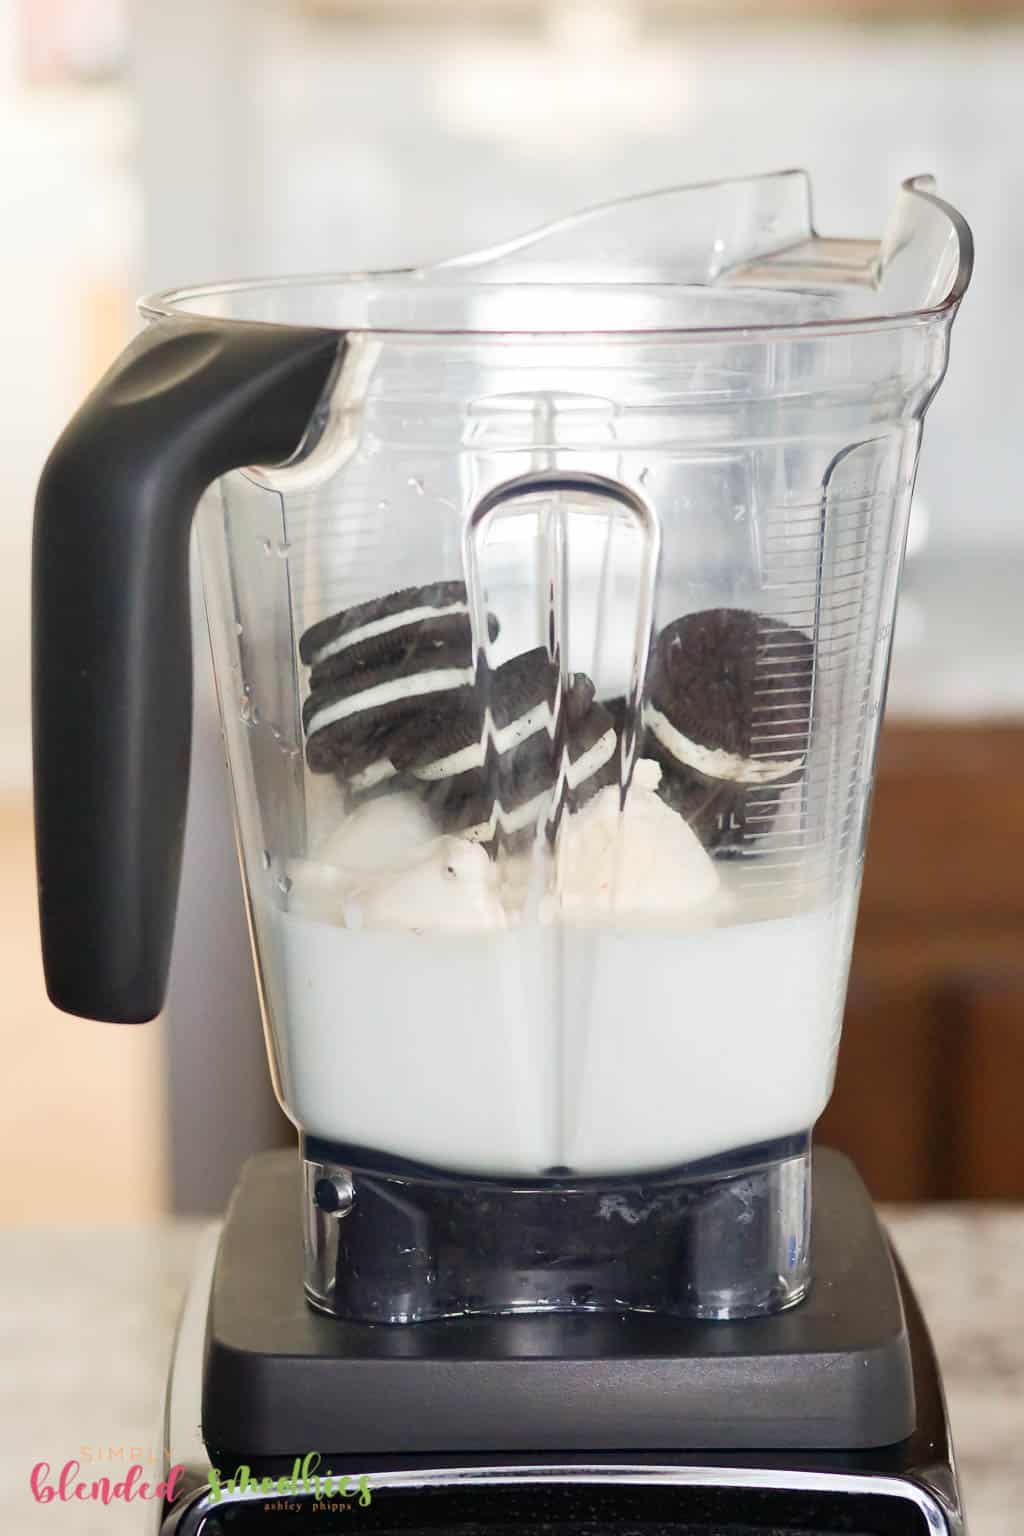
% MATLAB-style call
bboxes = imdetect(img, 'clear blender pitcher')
[34,172,971,1324]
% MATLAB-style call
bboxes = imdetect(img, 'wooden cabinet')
[818,724,1024,1200]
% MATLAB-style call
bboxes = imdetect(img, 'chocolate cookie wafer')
[299,581,500,783]
[301,580,497,687]
[302,650,478,780]
[390,649,595,782]
[638,608,814,851]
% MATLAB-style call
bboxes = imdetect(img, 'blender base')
[202,1147,914,1462]
[300,1131,813,1323]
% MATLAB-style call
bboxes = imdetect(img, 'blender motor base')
[202,1148,914,1461]
[300,1131,813,1324]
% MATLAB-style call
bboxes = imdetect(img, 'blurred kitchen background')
[2,0,1023,1222]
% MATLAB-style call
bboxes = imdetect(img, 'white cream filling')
[306,667,474,738]
[463,789,551,843]
[566,727,617,790]
[411,699,556,781]
[643,705,804,786]
[348,758,398,792]
[309,601,467,666]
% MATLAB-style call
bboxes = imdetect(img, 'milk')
[260,897,841,1176]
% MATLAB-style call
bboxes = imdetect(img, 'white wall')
[0,78,138,792]
[139,5,1021,555]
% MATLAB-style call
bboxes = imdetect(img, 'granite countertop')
[1,1211,1021,1535]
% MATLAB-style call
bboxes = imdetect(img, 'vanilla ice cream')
[547,758,722,922]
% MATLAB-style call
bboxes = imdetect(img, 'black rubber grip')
[33,317,340,1022]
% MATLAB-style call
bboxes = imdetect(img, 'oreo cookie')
[639,609,814,852]
[558,700,621,819]
[299,582,499,783]
[392,649,594,783]
[391,648,610,844]
[447,701,619,850]
[301,581,497,686]
[302,651,477,780]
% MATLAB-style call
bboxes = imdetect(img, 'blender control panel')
[170,1480,944,1535]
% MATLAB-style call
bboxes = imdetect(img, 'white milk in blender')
[263,890,840,1178]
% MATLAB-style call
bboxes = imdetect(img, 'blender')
[33,172,972,1533]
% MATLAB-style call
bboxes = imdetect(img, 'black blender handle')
[33,316,340,1023]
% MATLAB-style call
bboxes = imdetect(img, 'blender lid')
[139,171,973,336]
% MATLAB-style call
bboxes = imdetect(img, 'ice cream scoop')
[316,791,438,874]
[355,835,507,933]
[284,793,441,926]
[548,758,721,922]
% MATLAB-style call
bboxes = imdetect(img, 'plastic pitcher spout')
[433,171,973,329]
[434,169,817,286]
[140,173,971,337]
